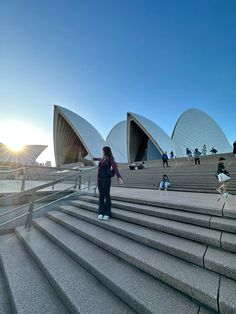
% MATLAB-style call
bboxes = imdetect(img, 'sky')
[0,0,235,164]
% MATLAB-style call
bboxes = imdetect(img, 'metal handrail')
[0,177,92,218]
[0,167,97,230]
[0,170,92,202]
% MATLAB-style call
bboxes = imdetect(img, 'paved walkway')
[0,180,75,193]
[110,187,236,214]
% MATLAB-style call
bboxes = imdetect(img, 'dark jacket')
[96,157,122,178]
[162,154,168,160]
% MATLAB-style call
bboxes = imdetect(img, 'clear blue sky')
[0,0,235,161]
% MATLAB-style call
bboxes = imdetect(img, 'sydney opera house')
[53,105,232,166]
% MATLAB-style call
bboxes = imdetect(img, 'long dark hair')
[102,146,113,158]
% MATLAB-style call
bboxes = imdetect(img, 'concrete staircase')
[1,192,236,313]
[114,153,236,194]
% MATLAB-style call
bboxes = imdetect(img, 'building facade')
[53,105,232,166]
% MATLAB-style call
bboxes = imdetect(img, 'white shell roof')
[106,121,127,162]
[127,112,176,156]
[172,108,231,154]
[54,105,126,163]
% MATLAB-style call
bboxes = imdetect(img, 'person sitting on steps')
[158,174,170,191]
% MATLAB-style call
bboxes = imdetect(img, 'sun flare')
[0,120,49,151]
[7,143,25,152]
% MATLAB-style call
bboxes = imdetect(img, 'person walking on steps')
[202,145,207,156]
[186,148,192,160]
[93,146,123,221]
[216,157,231,196]
[193,148,201,165]
[233,141,236,157]
[162,152,169,167]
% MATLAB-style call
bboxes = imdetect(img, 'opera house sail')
[127,112,176,162]
[53,105,126,166]
[172,108,232,155]
[53,105,232,166]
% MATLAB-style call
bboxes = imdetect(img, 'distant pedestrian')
[202,145,207,156]
[233,141,236,157]
[193,148,201,165]
[210,147,218,154]
[170,151,174,158]
[93,146,123,221]
[186,148,192,160]
[129,162,135,170]
[158,174,170,191]
[162,152,169,167]
[216,157,230,195]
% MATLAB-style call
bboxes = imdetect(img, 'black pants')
[195,158,200,165]
[98,177,111,216]
[163,160,168,167]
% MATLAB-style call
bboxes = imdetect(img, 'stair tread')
[33,216,201,314]
[205,247,236,280]
[58,205,207,267]
[71,200,222,246]
[16,226,134,314]
[40,212,220,310]
[78,195,211,227]
[0,264,11,314]
[0,234,68,314]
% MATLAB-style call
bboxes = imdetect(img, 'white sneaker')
[103,215,110,221]
[98,215,103,220]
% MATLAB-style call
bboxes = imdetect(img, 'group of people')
[94,141,236,221]
[186,146,219,165]
[129,161,146,170]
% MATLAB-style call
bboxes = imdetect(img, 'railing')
[0,167,97,232]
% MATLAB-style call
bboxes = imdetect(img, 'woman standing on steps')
[93,146,123,221]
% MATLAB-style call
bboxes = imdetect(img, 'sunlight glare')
[0,120,49,149]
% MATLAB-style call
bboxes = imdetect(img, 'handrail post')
[21,177,25,192]
[52,175,55,190]
[93,184,97,197]
[88,176,91,190]
[25,191,36,231]
[78,176,82,190]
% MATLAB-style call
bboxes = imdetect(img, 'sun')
[7,143,25,152]
[0,120,49,150]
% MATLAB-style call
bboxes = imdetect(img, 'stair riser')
[55,208,205,267]
[32,221,156,314]
[15,230,78,314]
[79,197,211,228]
[0,258,17,314]
[72,202,221,247]
[43,215,219,311]
[106,195,223,216]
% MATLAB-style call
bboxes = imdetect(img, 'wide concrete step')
[0,267,11,313]
[79,195,211,227]
[56,205,207,267]
[33,217,202,314]
[80,195,236,234]
[112,185,236,195]
[40,212,222,311]
[16,226,133,314]
[43,209,236,313]
[0,234,68,314]
[71,200,222,247]
[54,207,236,281]
[105,194,223,216]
